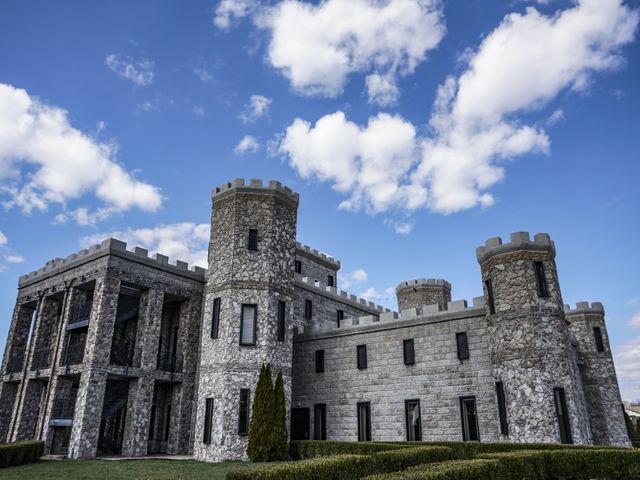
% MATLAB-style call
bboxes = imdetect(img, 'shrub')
[370,446,453,473]
[361,459,500,480]
[633,441,640,449]
[270,370,288,461]
[0,440,44,468]
[477,450,546,480]
[227,454,372,480]
[545,448,640,479]
[290,440,411,460]
[248,364,275,462]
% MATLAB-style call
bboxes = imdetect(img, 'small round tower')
[194,179,299,462]
[396,278,451,312]
[476,232,590,444]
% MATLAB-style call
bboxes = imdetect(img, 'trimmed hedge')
[0,440,44,468]
[227,447,453,480]
[290,440,412,460]
[545,448,640,479]
[633,441,640,449]
[361,459,500,480]
[477,450,547,480]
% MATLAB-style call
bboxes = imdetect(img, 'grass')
[0,458,278,480]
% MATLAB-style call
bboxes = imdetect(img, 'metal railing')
[51,398,76,419]
[61,341,86,366]
[31,348,52,370]
[6,353,25,373]
[157,353,183,373]
[109,330,136,367]
[68,301,93,325]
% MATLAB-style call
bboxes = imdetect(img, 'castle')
[0,178,630,460]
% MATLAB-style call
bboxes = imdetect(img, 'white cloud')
[105,53,155,87]
[192,105,205,116]
[193,62,213,82]
[359,286,396,303]
[234,135,260,155]
[384,217,415,235]
[340,268,368,289]
[0,83,163,220]
[546,109,565,126]
[0,231,24,269]
[278,0,638,218]
[629,312,640,329]
[214,0,258,29]
[4,254,24,264]
[81,222,210,268]
[614,336,640,401]
[239,94,272,123]
[0,231,6,246]
[256,0,445,105]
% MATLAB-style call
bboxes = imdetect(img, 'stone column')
[168,381,195,454]
[135,289,164,370]
[14,380,46,440]
[83,275,121,367]
[121,376,155,456]
[396,278,452,312]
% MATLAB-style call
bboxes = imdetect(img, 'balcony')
[61,342,85,366]
[109,330,136,367]
[51,398,76,419]
[157,353,183,373]
[6,353,24,374]
[67,301,93,330]
[31,349,52,370]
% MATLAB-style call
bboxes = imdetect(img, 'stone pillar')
[14,380,46,440]
[477,232,591,444]
[567,303,630,447]
[121,377,155,457]
[82,275,121,367]
[168,381,195,454]
[135,289,164,371]
[396,278,452,312]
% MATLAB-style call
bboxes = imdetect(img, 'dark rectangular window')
[403,339,415,365]
[496,382,509,436]
[211,297,221,338]
[357,344,367,369]
[485,279,496,315]
[149,404,156,440]
[248,229,258,250]
[593,327,605,352]
[277,300,286,342]
[456,332,469,360]
[315,349,325,373]
[203,398,213,444]
[554,387,573,444]
[357,402,371,441]
[405,400,422,441]
[305,299,313,320]
[327,275,334,287]
[460,396,480,441]
[314,404,327,440]
[534,261,549,297]
[239,389,250,436]
[240,304,257,346]
[164,404,172,441]
[295,260,302,274]
[337,309,344,328]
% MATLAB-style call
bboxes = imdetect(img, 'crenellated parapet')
[395,278,451,293]
[212,178,299,205]
[18,238,207,287]
[476,231,555,265]
[396,278,452,312]
[296,275,390,313]
[564,302,605,315]
[296,242,341,269]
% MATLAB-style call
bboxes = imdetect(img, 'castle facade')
[0,179,630,460]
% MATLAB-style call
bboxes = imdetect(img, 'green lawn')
[0,458,274,480]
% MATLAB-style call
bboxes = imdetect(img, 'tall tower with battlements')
[193,179,299,462]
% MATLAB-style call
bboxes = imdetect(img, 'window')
[496,382,509,436]
[315,350,325,373]
[534,261,549,297]
[164,404,172,441]
[248,229,258,250]
[403,339,415,365]
[203,398,213,444]
[239,389,250,435]
[327,275,334,287]
[554,387,573,444]
[314,404,327,440]
[277,300,286,342]
[240,304,257,346]
[485,279,496,315]
[337,310,344,328]
[405,400,422,441]
[211,297,221,338]
[149,404,156,440]
[357,402,371,441]
[456,332,469,360]
[593,327,605,352]
[295,260,302,274]
[305,299,313,320]
[460,396,480,441]
[357,345,367,369]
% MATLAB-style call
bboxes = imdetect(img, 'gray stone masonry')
[396,279,452,312]
[296,242,341,287]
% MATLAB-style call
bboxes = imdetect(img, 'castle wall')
[296,243,340,286]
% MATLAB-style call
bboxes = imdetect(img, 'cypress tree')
[270,369,289,460]
[247,364,275,462]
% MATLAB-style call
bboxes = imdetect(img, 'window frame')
[248,229,258,251]
[239,304,258,346]
[203,398,214,444]
[405,399,422,442]
[211,297,221,339]
[534,261,549,298]
[315,349,325,373]
[403,339,415,365]
[238,389,250,436]
[295,260,302,274]
[357,344,368,369]
[593,326,605,352]
[485,278,496,315]
[357,402,372,442]
[496,381,509,436]
[337,309,344,328]
[554,387,573,444]
[314,403,327,440]
[304,299,313,320]
[460,396,480,441]
[277,300,286,342]
[327,275,334,287]
[456,332,470,360]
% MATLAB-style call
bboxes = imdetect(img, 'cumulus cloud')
[277,0,638,219]
[81,222,210,268]
[192,105,205,116]
[4,254,24,264]
[0,83,163,221]
[546,109,565,126]
[234,135,261,154]
[340,268,368,290]
[239,94,272,123]
[628,312,640,329]
[0,231,24,270]
[256,0,445,105]
[384,217,415,235]
[614,335,640,401]
[105,53,155,86]
[214,0,258,29]
[359,286,396,304]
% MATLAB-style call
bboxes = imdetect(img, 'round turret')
[395,278,451,312]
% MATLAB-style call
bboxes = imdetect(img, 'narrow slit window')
[248,229,258,251]
[327,275,334,287]
[593,327,605,352]
[337,310,344,328]
[357,345,367,369]
[534,261,549,297]
[211,297,221,339]
[456,332,469,360]
[277,300,286,342]
[485,279,496,315]
[314,404,327,440]
[305,299,313,320]
[460,396,480,441]
[238,389,250,435]
[240,304,257,346]
[405,400,422,441]
[164,404,172,441]
[203,398,213,444]
[295,260,302,274]
[357,402,371,441]
[403,339,415,365]
[315,349,324,373]
[496,382,509,436]
[554,387,573,444]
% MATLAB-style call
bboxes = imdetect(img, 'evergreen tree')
[624,409,636,441]
[247,364,275,462]
[635,417,640,441]
[270,369,289,460]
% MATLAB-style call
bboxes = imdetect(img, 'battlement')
[18,238,207,287]
[212,178,300,204]
[564,301,605,315]
[296,241,341,269]
[396,278,451,294]
[476,231,556,264]
[295,275,391,314]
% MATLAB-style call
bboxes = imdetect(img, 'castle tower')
[396,278,451,312]
[476,232,591,444]
[193,179,299,462]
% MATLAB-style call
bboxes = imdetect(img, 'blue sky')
[0,0,639,399]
